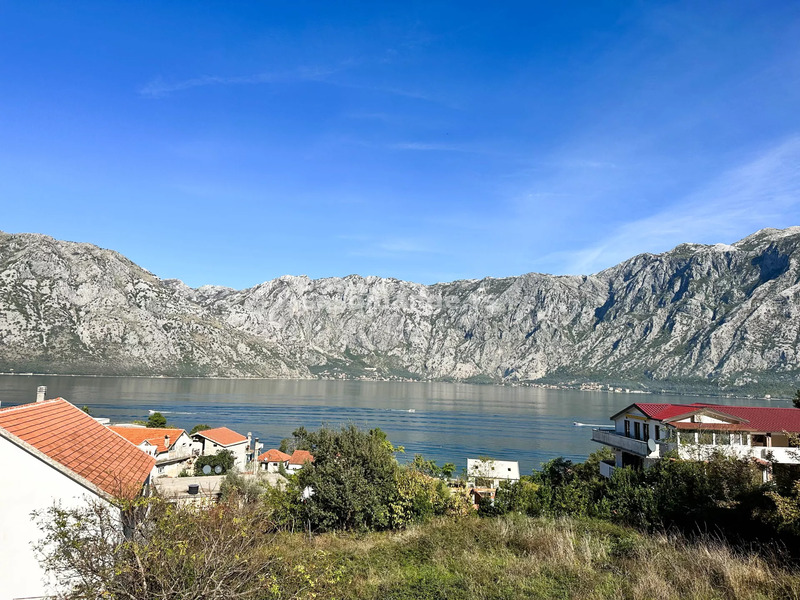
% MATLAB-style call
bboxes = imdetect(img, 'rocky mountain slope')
[1,228,798,392]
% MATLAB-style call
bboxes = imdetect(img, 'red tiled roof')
[258,449,291,462]
[699,405,800,433]
[629,403,700,420]
[108,426,186,453]
[289,450,314,465]
[628,402,800,433]
[194,426,247,446]
[0,399,155,499]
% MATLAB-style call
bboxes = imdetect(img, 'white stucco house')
[191,427,250,469]
[592,402,800,480]
[258,448,291,472]
[286,449,314,474]
[0,396,155,600]
[466,458,520,487]
[109,426,195,477]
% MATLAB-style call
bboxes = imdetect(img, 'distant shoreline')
[0,372,786,401]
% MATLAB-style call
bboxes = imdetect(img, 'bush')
[390,467,468,527]
[194,449,235,476]
[220,471,267,504]
[35,497,279,599]
[290,425,401,531]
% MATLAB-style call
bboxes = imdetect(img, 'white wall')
[0,437,110,600]
[467,459,520,483]
[230,442,248,468]
[196,438,248,470]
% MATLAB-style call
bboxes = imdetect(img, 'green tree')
[146,412,167,428]
[494,477,542,516]
[189,423,211,435]
[194,449,235,476]
[409,454,441,477]
[289,424,401,531]
[80,405,91,415]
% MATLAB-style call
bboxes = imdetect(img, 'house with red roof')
[592,402,800,480]
[258,448,292,473]
[109,425,195,477]
[191,426,252,470]
[0,394,155,600]
[287,449,315,474]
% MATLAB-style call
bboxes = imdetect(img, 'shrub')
[194,449,235,476]
[290,425,402,531]
[35,497,279,599]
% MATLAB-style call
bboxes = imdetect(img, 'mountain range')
[1,227,798,394]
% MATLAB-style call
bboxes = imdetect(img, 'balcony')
[760,447,800,464]
[591,428,650,456]
[599,460,616,479]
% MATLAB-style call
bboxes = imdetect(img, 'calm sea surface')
[0,376,786,475]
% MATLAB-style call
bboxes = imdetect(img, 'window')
[655,425,660,440]
[643,423,650,441]
[698,430,713,445]
[717,432,731,445]
[634,421,641,440]
[624,420,631,437]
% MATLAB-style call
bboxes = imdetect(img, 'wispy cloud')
[548,136,800,274]
[138,65,340,98]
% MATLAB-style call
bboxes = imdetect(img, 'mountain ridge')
[1,228,798,394]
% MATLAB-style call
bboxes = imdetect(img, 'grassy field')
[263,515,800,600]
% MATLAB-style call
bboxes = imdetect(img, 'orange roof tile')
[108,426,186,453]
[194,426,248,446]
[258,448,291,462]
[289,450,314,465]
[0,399,155,499]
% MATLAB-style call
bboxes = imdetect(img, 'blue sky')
[2,1,800,288]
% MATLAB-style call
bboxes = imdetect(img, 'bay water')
[0,375,785,475]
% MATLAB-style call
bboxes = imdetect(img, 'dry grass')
[263,515,800,600]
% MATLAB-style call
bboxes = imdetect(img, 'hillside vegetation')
[37,426,800,599]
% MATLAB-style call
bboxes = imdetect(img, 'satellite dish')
[214,465,222,474]
[202,465,211,475]
[647,438,657,453]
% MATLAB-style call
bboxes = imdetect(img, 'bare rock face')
[0,233,305,377]
[1,227,799,391]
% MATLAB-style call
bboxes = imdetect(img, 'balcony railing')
[591,428,650,456]
[599,460,616,479]
[760,447,800,464]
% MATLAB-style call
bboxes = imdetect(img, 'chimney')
[164,435,170,449]
[36,386,47,403]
